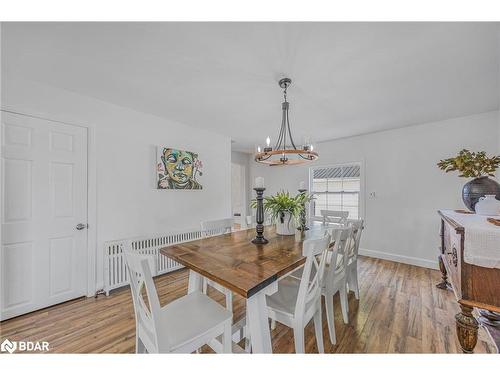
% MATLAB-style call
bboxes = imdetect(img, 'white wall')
[498,113,500,153]
[250,111,499,269]
[1,75,232,292]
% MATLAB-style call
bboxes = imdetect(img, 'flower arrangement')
[437,149,500,178]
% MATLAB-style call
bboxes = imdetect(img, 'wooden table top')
[160,224,332,298]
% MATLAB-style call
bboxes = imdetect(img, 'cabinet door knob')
[76,223,88,230]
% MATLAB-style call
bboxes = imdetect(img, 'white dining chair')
[200,219,234,312]
[288,226,352,345]
[320,210,349,225]
[321,226,353,344]
[265,233,331,353]
[124,249,232,353]
[246,215,255,228]
[237,214,247,229]
[345,219,364,300]
[249,209,272,226]
[201,218,233,237]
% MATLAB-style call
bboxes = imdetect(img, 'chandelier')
[254,78,319,166]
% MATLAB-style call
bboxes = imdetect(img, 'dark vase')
[462,176,500,211]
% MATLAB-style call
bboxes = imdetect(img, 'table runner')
[441,209,500,269]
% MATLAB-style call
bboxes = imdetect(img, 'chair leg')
[350,264,360,300]
[222,321,232,353]
[136,335,146,354]
[244,312,252,353]
[244,331,252,353]
[340,282,349,324]
[225,291,233,312]
[313,306,324,353]
[325,294,336,345]
[244,335,252,353]
[293,325,305,354]
[202,278,208,294]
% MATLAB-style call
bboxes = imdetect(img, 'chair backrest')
[294,233,331,318]
[200,218,233,237]
[250,209,272,225]
[321,210,349,225]
[264,212,272,226]
[124,246,165,352]
[236,215,247,229]
[346,219,364,262]
[246,215,254,226]
[324,226,353,284]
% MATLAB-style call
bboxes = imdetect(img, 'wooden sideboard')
[437,210,500,353]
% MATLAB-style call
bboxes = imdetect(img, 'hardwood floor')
[0,256,496,353]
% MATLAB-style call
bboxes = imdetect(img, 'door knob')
[76,223,88,230]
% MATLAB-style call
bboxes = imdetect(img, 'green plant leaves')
[437,149,500,178]
[250,190,315,225]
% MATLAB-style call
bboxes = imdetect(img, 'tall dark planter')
[462,176,500,211]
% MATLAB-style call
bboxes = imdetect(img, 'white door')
[1,112,88,320]
[231,163,247,226]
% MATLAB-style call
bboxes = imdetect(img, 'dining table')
[160,222,335,353]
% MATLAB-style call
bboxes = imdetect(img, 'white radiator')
[104,229,203,295]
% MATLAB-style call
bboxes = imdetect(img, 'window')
[310,164,361,219]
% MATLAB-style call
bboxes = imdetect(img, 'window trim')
[308,161,365,221]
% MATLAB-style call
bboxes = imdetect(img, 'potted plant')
[437,149,500,211]
[251,190,314,235]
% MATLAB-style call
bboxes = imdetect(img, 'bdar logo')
[1,339,17,353]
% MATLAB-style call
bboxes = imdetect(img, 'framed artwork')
[156,147,203,190]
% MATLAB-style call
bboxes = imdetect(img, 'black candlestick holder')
[252,187,269,244]
[298,188,309,231]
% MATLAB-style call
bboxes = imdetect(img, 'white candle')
[255,177,265,189]
[299,181,306,190]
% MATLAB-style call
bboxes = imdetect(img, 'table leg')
[246,282,278,353]
[188,270,203,293]
[455,302,478,353]
[436,255,451,290]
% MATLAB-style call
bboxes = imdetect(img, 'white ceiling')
[2,22,499,151]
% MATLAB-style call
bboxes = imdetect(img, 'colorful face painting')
[157,147,203,190]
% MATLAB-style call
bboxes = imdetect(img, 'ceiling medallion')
[254,78,318,166]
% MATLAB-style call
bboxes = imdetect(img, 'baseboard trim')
[359,248,439,270]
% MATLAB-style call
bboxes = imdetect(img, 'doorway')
[1,112,89,320]
[231,162,247,227]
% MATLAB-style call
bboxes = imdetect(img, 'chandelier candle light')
[255,78,319,166]
[252,177,268,245]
